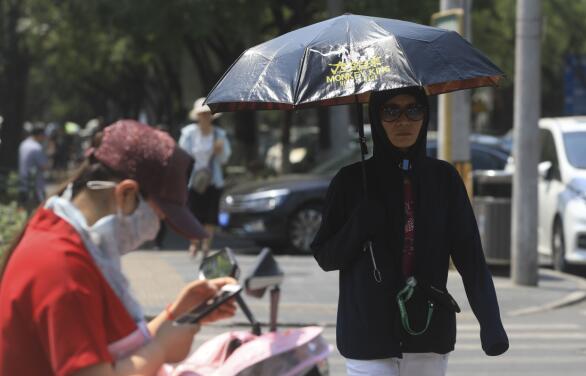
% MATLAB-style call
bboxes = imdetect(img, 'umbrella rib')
[346,16,359,101]
[293,16,345,106]
[392,35,422,87]
[427,32,466,82]
[246,46,295,104]
[293,47,311,107]
[370,18,421,88]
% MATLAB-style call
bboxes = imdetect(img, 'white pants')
[346,353,449,376]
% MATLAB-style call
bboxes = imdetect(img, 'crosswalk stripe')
[458,332,586,339]
[455,343,583,350]
[457,323,581,331]
[449,356,586,365]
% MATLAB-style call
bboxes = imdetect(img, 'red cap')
[92,120,207,240]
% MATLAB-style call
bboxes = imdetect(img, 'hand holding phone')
[174,284,242,325]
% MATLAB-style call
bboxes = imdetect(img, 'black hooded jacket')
[311,87,509,360]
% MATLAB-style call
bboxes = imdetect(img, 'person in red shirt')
[0,120,237,376]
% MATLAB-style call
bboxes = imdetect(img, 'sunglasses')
[381,104,425,122]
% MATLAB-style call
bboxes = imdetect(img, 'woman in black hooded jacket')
[311,87,508,375]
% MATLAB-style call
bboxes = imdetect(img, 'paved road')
[123,251,586,375]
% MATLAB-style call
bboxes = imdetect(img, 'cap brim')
[189,109,221,121]
[153,198,208,240]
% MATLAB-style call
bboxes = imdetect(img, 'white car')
[538,117,586,271]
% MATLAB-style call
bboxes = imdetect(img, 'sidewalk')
[122,250,586,324]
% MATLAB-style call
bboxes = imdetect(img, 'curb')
[508,268,586,316]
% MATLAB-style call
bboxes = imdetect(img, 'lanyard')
[396,277,434,336]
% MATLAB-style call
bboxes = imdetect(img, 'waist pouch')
[394,277,461,353]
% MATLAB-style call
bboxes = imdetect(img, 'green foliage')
[4,0,586,137]
[0,202,27,259]
[0,171,22,203]
[471,0,586,127]
[472,0,516,82]
[347,0,438,24]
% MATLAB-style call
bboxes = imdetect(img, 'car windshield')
[310,146,370,175]
[563,131,586,169]
[311,137,509,175]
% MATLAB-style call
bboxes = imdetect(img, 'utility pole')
[326,0,350,160]
[436,0,473,197]
[512,0,541,286]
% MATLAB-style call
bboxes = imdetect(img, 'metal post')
[235,294,262,335]
[269,286,280,332]
[437,0,473,197]
[512,0,541,286]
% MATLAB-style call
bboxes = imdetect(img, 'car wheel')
[288,205,322,254]
[552,219,568,272]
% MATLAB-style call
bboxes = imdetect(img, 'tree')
[472,0,586,132]
[0,0,34,169]
[5,0,586,173]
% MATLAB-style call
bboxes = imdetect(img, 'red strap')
[402,177,415,277]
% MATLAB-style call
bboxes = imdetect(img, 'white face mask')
[87,182,161,255]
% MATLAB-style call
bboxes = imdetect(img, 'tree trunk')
[233,111,257,163]
[281,111,293,174]
[0,61,28,170]
[0,1,30,170]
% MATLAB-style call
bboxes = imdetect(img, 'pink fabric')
[220,326,324,375]
[172,331,257,376]
[280,345,330,376]
[172,326,329,376]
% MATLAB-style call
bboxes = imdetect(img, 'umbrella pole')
[356,102,368,197]
[355,100,382,283]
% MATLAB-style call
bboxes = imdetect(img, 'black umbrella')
[205,13,503,112]
[205,14,503,282]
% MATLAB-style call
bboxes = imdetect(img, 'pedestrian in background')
[0,120,237,375]
[18,123,49,209]
[311,87,508,376]
[179,98,231,258]
[153,123,171,250]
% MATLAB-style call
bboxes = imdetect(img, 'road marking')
[449,356,586,365]
[455,343,584,350]
[457,323,581,331]
[508,291,586,316]
[458,332,586,340]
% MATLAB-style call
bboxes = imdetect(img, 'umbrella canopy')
[205,13,503,113]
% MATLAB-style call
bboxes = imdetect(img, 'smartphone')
[174,284,242,325]
[198,247,240,280]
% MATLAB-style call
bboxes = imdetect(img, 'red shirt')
[402,177,415,277]
[0,208,137,376]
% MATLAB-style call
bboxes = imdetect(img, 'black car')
[219,137,510,253]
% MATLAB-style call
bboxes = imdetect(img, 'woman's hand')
[169,277,238,324]
[213,139,225,155]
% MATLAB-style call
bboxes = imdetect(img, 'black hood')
[368,86,429,173]
[364,87,431,284]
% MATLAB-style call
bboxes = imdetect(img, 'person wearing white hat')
[179,97,231,258]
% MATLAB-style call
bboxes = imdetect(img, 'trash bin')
[472,170,513,265]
